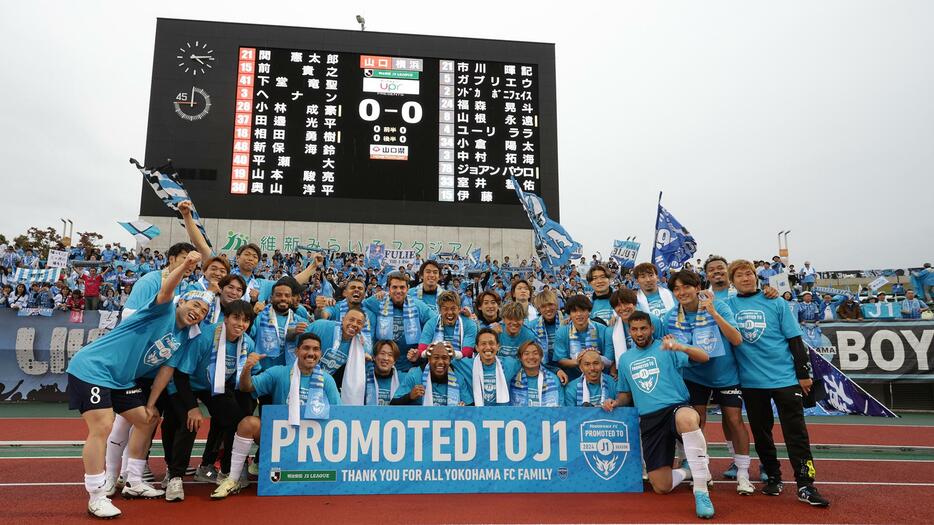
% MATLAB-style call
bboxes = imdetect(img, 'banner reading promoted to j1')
[259,405,643,496]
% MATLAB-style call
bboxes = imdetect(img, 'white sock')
[735,454,751,480]
[681,429,710,494]
[85,472,107,502]
[726,440,735,457]
[228,434,254,482]
[669,467,689,492]
[105,416,132,479]
[126,458,146,485]
[120,427,133,477]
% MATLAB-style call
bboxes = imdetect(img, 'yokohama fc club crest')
[579,419,631,481]
[735,310,767,343]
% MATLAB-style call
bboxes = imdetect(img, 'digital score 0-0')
[142,19,558,229]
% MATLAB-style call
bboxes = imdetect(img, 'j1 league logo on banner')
[579,419,631,481]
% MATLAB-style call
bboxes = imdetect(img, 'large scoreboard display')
[142,18,559,228]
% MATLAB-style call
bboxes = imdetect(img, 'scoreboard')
[142,18,558,229]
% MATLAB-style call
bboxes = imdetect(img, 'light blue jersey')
[616,339,690,416]
[553,322,615,380]
[408,285,440,313]
[727,292,803,389]
[172,326,255,393]
[452,357,521,406]
[590,294,614,324]
[661,302,740,388]
[67,296,190,389]
[497,326,537,359]
[362,295,433,373]
[564,374,618,407]
[123,270,190,315]
[250,365,340,405]
[417,314,478,354]
[393,366,474,405]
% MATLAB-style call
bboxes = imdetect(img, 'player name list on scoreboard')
[229,47,541,204]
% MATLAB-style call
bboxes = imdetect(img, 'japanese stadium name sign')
[258,405,643,495]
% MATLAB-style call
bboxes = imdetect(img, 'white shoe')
[737,476,755,496]
[103,476,116,497]
[165,477,185,502]
[115,474,126,492]
[88,497,121,519]
[211,477,242,500]
[121,480,165,499]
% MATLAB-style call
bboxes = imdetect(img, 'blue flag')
[467,248,482,270]
[130,158,212,248]
[13,268,62,286]
[509,175,582,268]
[651,196,696,276]
[365,243,385,269]
[118,220,161,244]
[611,239,640,269]
[809,347,897,417]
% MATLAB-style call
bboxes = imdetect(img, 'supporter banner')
[816,320,934,380]
[0,309,112,402]
[364,243,385,268]
[384,249,416,268]
[46,250,68,269]
[12,268,62,286]
[860,302,900,320]
[610,239,640,269]
[259,405,643,496]
[808,347,897,417]
[813,286,853,298]
[652,195,696,276]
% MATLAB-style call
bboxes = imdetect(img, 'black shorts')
[67,374,145,414]
[685,380,744,408]
[640,404,692,472]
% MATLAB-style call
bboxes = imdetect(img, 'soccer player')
[633,262,678,318]
[497,302,538,359]
[249,278,308,371]
[160,300,255,501]
[615,311,714,519]
[509,341,564,407]
[211,333,340,499]
[663,270,752,495]
[363,271,433,373]
[726,259,830,507]
[526,289,566,371]
[564,349,618,410]
[363,340,403,405]
[121,242,197,317]
[453,328,521,406]
[305,307,371,403]
[409,260,443,312]
[554,295,614,381]
[587,264,615,324]
[704,256,734,302]
[473,290,504,331]
[418,290,478,358]
[509,279,538,320]
[392,342,473,406]
[66,252,206,518]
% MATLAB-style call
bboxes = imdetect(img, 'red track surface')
[5,418,932,447]
[1,458,932,524]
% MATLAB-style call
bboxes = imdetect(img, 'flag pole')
[651,191,663,272]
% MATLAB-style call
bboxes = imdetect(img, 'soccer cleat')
[121,480,165,499]
[736,476,755,495]
[694,491,715,519]
[88,497,122,519]
[165,477,185,502]
[195,465,221,485]
[103,476,116,497]
[142,464,155,483]
[211,477,243,499]
[761,477,784,496]
[115,474,126,492]
[798,485,830,507]
[722,462,738,480]
[248,462,259,476]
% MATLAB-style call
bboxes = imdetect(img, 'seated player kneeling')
[211,332,340,499]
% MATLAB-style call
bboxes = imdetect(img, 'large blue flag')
[118,220,161,244]
[651,194,696,276]
[467,248,482,270]
[13,268,62,286]
[130,158,212,248]
[509,176,582,268]
[809,346,897,417]
[611,238,640,269]
[365,243,385,269]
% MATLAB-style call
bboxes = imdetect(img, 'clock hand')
[191,55,205,65]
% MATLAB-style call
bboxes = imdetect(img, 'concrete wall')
[140,216,535,261]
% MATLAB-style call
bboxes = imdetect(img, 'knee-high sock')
[126,458,146,486]
[85,472,107,503]
[228,435,253,482]
[735,454,751,481]
[105,415,132,478]
[681,429,710,493]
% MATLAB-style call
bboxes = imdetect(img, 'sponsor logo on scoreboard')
[363,77,419,96]
[370,144,409,161]
[364,69,420,80]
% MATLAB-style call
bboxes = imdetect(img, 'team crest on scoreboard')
[736,310,767,343]
[579,419,631,481]
[629,357,660,394]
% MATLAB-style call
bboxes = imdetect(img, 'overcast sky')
[2,1,932,269]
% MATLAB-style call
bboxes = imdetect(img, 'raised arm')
[156,251,201,304]
[178,200,213,261]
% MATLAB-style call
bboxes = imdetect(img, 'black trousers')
[201,390,256,470]
[742,385,816,488]
[162,389,245,479]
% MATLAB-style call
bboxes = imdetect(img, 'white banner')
[46,250,68,269]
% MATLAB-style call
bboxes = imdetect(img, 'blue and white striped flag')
[13,267,62,285]
[467,248,482,270]
[118,220,161,244]
[652,194,697,276]
[509,175,582,268]
[130,158,212,248]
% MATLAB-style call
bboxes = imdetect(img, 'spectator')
[799,261,817,292]
[80,266,104,310]
[770,255,785,273]
[9,283,29,310]
[22,249,40,269]
[891,282,906,296]
[836,297,863,320]
[101,287,122,311]
[0,284,12,308]
[65,289,85,312]
[900,290,929,319]
[756,260,777,288]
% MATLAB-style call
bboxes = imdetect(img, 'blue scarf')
[376,296,420,344]
[666,305,725,358]
[568,321,600,360]
[420,366,460,406]
[364,364,399,406]
[431,315,464,354]
[576,375,611,406]
[338,301,373,341]
[529,313,564,362]
[207,324,247,393]
[302,366,330,419]
[256,306,294,360]
[510,368,559,407]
